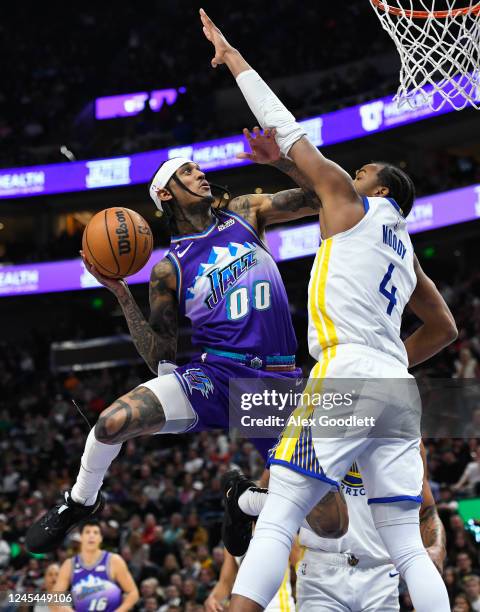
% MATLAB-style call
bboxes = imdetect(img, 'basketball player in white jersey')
[200,9,457,612]
[231,443,445,611]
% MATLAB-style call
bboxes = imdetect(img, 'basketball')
[82,207,153,278]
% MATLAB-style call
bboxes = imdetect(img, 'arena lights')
[0,74,478,201]
[94,87,187,120]
[0,182,479,298]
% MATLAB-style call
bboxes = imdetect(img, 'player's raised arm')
[404,256,457,367]
[200,9,363,234]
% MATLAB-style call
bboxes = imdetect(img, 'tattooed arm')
[420,442,446,572]
[81,251,178,374]
[229,188,321,233]
[116,258,178,373]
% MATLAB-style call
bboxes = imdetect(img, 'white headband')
[149,157,194,211]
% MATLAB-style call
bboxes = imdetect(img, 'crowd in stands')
[0,262,479,611]
[1,2,396,167]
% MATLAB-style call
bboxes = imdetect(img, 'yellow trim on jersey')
[278,568,291,612]
[273,362,321,462]
[273,240,339,465]
[310,239,338,360]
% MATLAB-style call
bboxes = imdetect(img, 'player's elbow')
[426,309,457,347]
[439,315,458,346]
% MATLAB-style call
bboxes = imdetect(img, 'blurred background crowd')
[1,2,397,168]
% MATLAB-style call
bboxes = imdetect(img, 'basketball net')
[370,0,480,110]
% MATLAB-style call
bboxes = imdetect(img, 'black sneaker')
[26,490,104,553]
[221,470,266,557]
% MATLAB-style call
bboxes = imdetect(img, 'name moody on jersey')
[382,224,407,259]
[205,250,257,309]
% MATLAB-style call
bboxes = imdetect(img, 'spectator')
[142,513,158,545]
[453,592,475,612]
[158,585,182,612]
[457,553,479,580]
[182,578,199,606]
[444,566,460,603]
[158,553,180,587]
[453,451,480,496]
[184,514,208,549]
[464,575,480,612]
[164,513,184,545]
[180,551,200,581]
[454,348,479,379]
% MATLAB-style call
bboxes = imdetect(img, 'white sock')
[371,502,450,612]
[238,488,268,516]
[232,465,331,607]
[238,487,319,531]
[71,429,122,505]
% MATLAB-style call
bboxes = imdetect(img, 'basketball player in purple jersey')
[53,520,138,612]
[27,130,344,553]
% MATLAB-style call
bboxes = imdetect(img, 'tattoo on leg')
[95,387,165,444]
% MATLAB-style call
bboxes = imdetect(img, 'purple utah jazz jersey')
[71,551,122,612]
[166,209,297,356]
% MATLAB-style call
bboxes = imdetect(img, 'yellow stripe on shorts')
[273,238,338,465]
[278,568,290,612]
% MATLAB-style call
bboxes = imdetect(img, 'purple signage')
[0,77,477,201]
[95,92,149,119]
[95,87,186,119]
[0,183,479,298]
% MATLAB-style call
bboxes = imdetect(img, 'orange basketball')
[82,207,153,278]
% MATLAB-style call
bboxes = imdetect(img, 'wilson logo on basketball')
[115,210,131,255]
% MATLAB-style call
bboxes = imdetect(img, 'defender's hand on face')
[237,127,281,165]
[80,250,128,296]
[200,8,234,68]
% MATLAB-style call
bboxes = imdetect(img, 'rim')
[371,0,480,18]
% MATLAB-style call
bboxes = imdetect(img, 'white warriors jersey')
[308,196,416,367]
[235,557,294,611]
[299,464,391,564]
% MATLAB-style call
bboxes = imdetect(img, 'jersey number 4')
[379,263,398,315]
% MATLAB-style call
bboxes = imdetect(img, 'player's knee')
[306,489,349,539]
[95,405,128,444]
[255,517,295,550]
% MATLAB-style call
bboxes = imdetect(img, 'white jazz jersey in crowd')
[308,196,416,368]
[297,464,400,611]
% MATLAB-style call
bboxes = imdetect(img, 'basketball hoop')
[370,0,480,110]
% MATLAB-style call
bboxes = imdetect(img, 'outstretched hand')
[237,127,281,164]
[80,250,128,297]
[199,8,235,68]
